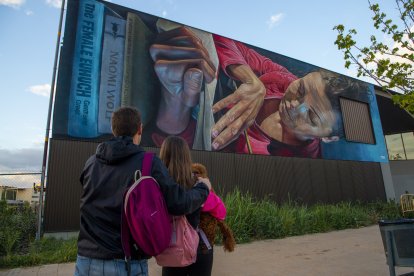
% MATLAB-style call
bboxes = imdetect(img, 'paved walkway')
[1,225,414,275]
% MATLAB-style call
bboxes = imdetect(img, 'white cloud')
[267,13,284,29]
[27,84,51,97]
[0,148,42,172]
[45,0,61,8]
[25,10,33,15]
[355,26,414,91]
[344,67,374,84]
[0,174,41,188]
[162,10,167,17]
[382,34,394,49]
[31,141,44,148]
[0,0,25,9]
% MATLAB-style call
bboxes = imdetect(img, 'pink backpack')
[155,215,199,267]
[121,153,172,258]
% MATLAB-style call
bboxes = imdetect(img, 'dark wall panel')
[309,159,328,203]
[363,162,386,201]
[204,151,235,195]
[44,140,97,232]
[44,139,387,232]
[292,158,314,204]
[233,154,258,196]
[254,156,278,200]
[337,160,355,201]
[351,162,367,200]
[191,150,213,178]
[323,160,342,203]
[272,158,297,203]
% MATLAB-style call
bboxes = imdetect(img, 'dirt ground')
[1,225,414,276]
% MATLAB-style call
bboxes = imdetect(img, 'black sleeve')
[79,155,95,186]
[151,156,209,216]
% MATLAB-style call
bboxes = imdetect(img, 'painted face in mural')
[280,71,336,141]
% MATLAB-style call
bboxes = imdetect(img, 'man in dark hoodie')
[74,107,210,276]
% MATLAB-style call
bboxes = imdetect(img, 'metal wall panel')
[351,162,367,200]
[44,139,98,232]
[337,160,355,201]
[233,154,258,196]
[309,159,329,203]
[364,162,386,201]
[292,158,314,204]
[272,158,297,203]
[254,155,278,200]
[323,160,343,203]
[203,151,235,195]
[373,163,387,200]
[44,139,386,232]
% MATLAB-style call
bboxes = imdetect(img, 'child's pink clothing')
[201,191,226,221]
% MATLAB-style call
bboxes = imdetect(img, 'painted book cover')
[67,0,104,138]
[98,14,126,134]
[121,12,159,126]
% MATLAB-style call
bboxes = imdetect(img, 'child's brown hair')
[191,163,208,178]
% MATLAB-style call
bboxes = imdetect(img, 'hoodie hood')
[96,136,143,165]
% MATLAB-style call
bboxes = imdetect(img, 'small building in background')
[0,182,45,206]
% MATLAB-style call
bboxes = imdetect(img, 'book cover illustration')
[67,0,104,138]
[98,14,126,134]
[121,12,159,126]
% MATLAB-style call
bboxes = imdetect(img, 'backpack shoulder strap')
[141,152,154,176]
[121,207,131,257]
[197,227,212,250]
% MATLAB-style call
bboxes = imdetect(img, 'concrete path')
[1,225,413,275]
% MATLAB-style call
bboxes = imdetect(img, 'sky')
[0,0,401,173]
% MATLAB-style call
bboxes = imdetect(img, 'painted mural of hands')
[149,27,216,107]
[149,27,217,134]
[211,64,266,150]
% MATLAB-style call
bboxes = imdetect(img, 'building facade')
[42,0,414,233]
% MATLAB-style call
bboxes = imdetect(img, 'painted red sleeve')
[213,34,297,99]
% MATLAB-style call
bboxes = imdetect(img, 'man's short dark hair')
[111,107,141,137]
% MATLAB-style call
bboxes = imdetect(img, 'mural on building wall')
[52,0,388,162]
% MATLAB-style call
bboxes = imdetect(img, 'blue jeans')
[74,255,148,276]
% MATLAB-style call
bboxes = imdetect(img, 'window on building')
[340,98,375,144]
[385,132,414,160]
[402,132,414,159]
[386,134,406,160]
[1,189,17,200]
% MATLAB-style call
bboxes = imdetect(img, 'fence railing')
[0,172,42,202]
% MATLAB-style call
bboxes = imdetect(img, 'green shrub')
[222,189,402,244]
[0,238,77,268]
[0,191,404,269]
[0,200,36,257]
[223,190,255,243]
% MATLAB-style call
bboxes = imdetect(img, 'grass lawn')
[0,191,406,269]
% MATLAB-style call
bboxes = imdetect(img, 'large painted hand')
[211,64,265,150]
[150,27,216,107]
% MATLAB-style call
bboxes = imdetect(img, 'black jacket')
[77,136,209,259]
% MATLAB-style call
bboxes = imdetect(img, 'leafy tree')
[334,0,414,114]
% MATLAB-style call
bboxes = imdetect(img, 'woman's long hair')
[159,136,194,189]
